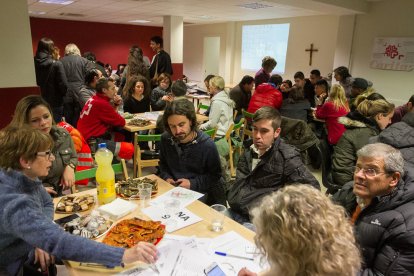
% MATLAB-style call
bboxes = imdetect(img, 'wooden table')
[54,175,255,275]
[186,93,210,106]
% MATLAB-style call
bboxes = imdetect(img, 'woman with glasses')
[9,95,77,196]
[0,127,158,275]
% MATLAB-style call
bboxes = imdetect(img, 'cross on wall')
[305,43,318,66]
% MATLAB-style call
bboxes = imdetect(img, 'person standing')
[149,36,173,85]
[34,37,68,123]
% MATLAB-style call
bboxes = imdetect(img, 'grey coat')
[41,125,77,195]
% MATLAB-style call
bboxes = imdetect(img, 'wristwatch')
[67,163,76,170]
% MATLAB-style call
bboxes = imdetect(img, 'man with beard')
[159,99,224,205]
[228,106,320,223]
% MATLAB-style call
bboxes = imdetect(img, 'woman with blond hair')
[315,84,349,145]
[199,76,234,139]
[332,98,395,186]
[238,184,361,276]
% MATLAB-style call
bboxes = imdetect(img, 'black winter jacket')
[34,51,67,107]
[333,168,414,275]
[227,138,320,219]
[149,50,173,79]
[370,112,414,167]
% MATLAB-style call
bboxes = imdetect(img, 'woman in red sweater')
[315,84,349,145]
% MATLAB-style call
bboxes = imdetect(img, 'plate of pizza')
[102,218,165,248]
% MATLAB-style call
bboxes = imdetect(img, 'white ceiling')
[27,0,378,27]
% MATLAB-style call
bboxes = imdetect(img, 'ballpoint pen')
[150,263,160,274]
[214,251,254,261]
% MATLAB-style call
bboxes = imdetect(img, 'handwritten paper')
[142,205,202,233]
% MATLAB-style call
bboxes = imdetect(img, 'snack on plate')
[55,195,95,213]
[122,112,134,119]
[116,177,158,199]
[59,212,113,239]
[102,218,165,248]
[128,118,151,127]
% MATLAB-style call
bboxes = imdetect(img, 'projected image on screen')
[242,23,290,74]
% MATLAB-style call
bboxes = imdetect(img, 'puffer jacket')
[247,83,282,114]
[332,111,380,186]
[41,125,77,195]
[332,168,414,275]
[370,112,414,167]
[34,51,67,107]
[200,90,235,137]
[227,138,320,219]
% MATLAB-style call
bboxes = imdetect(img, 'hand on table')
[175,178,191,189]
[34,248,55,272]
[166,178,176,185]
[238,267,258,276]
[122,242,158,264]
[45,187,57,195]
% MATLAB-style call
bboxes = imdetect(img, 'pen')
[150,263,160,274]
[214,251,254,261]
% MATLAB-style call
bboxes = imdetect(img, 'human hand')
[176,178,191,189]
[122,242,158,264]
[166,178,176,185]
[34,248,55,272]
[60,165,75,189]
[45,187,57,195]
[238,267,257,276]
[114,95,123,106]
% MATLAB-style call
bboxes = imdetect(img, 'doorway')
[202,37,220,78]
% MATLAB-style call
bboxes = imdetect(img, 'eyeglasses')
[36,150,53,160]
[354,166,387,177]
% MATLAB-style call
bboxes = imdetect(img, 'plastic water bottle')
[95,143,116,205]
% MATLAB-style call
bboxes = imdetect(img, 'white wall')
[350,0,414,105]
[0,0,36,88]
[184,16,341,86]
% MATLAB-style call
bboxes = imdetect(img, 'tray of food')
[55,195,95,214]
[115,177,158,200]
[102,218,165,248]
[127,118,152,127]
[55,211,113,239]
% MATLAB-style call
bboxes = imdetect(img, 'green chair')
[241,109,254,141]
[134,133,162,178]
[228,118,245,177]
[197,103,210,114]
[203,126,218,140]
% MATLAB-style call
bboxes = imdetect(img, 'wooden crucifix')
[305,43,318,66]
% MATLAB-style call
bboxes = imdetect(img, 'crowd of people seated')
[2,38,414,276]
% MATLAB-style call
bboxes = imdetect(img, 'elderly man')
[227,106,320,222]
[333,143,414,275]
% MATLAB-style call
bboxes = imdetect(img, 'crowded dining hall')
[1,0,414,275]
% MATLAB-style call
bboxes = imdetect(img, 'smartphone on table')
[204,262,226,276]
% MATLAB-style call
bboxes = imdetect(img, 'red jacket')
[315,101,348,145]
[247,83,282,114]
[77,93,125,141]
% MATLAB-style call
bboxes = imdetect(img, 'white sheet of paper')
[97,198,137,220]
[141,205,202,233]
[150,187,204,208]
[210,231,268,275]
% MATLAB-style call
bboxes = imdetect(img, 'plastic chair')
[73,159,129,192]
[134,133,162,177]
[228,118,245,177]
[204,126,218,140]
[197,103,210,114]
[241,109,254,142]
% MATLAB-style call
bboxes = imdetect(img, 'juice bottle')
[95,143,116,205]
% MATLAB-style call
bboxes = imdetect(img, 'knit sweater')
[0,169,124,274]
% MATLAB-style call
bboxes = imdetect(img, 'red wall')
[30,17,162,70]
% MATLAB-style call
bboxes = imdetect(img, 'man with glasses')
[333,143,414,275]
